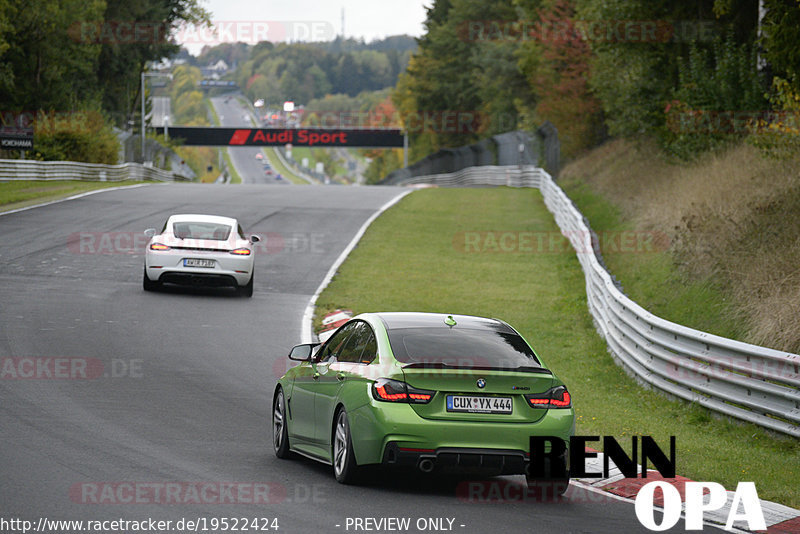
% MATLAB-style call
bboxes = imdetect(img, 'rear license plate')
[184,258,215,268]
[446,395,512,414]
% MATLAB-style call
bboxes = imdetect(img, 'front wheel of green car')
[332,408,359,484]
[273,389,292,459]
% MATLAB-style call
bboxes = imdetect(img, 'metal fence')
[387,165,800,438]
[0,159,189,182]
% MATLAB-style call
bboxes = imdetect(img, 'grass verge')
[314,187,800,508]
[0,180,152,213]
[559,180,745,341]
[559,139,800,352]
[222,150,242,184]
[291,146,317,169]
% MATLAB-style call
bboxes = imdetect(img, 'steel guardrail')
[0,159,189,182]
[391,165,800,438]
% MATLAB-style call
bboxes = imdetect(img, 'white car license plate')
[184,258,215,268]
[446,395,512,414]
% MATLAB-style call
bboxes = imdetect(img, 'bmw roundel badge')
[477,378,486,389]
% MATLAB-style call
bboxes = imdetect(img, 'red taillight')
[550,391,571,407]
[375,385,406,401]
[230,248,251,256]
[149,243,169,251]
[525,386,572,409]
[372,378,433,404]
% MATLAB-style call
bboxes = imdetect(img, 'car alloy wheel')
[273,390,291,458]
[333,409,359,483]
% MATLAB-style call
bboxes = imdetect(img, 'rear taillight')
[372,378,433,404]
[525,386,571,409]
[149,243,170,251]
[230,248,251,255]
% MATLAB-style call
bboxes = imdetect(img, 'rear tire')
[238,274,254,297]
[143,268,160,292]
[332,408,360,484]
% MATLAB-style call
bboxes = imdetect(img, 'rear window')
[172,222,232,241]
[387,327,542,369]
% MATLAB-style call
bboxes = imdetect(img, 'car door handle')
[337,373,346,382]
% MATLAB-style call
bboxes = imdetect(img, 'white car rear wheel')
[142,268,160,292]
[237,274,254,297]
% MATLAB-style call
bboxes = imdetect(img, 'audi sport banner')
[154,127,404,148]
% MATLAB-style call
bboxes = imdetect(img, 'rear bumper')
[145,250,253,286]
[157,271,240,288]
[349,400,575,469]
[382,444,529,475]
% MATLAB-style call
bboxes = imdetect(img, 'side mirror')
[288,343,319,361]
[250,234,261,243]
[144,228,157,238]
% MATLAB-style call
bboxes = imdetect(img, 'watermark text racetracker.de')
[69,20,335,45]
[68,232,325,255]
[459,19,717,43]
[0,516,280,533]
[0,357,142,380]
[69,481,327,505]
[1,110,105,136]
[453,230,670,255]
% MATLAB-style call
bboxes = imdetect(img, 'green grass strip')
[315,187,800,508]
[560,180,744,340]
[0,180,152,212]
[290,146,316,169]
[222,150,242,184]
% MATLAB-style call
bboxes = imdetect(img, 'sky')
[178,0,430,54]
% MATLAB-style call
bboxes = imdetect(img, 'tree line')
[387,0,800,167]
[0,0,208,162]
[232,36,416,108]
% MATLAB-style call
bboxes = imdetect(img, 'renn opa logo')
[530,436,765,531]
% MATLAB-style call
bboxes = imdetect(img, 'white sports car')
[143,214,261,297]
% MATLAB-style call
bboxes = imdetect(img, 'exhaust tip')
[418,458,435,473]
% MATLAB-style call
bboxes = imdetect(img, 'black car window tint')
[388,328,542,368]
[318,322,356,363]
[337,322,376,364]
[357,331,378,364]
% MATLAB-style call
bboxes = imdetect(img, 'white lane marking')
[0,183,159,217]
[301,190,412,344]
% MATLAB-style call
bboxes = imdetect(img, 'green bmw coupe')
[272,312,575,491]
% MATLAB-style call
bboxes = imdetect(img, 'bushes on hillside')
[28,111,119,164]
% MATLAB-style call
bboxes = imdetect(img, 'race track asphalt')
[0,183,708,533]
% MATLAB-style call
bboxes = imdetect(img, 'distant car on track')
[273,312,574,491]
[255,153,263,160]
[143,214,260,297]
